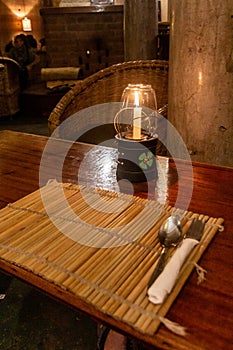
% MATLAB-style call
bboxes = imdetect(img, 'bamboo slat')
[0,180,224,336]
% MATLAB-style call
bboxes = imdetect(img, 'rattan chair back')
[0,57,20,117]
[48,60,169,137]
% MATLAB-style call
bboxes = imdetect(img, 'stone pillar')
[124,0,158,60]
[168,0,233,167]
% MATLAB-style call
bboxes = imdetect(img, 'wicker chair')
[0,57,20,117]
[48,60,169,152]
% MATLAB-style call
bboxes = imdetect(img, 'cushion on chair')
[41,67,80,81]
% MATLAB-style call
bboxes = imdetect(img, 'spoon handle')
[147,248,168,290]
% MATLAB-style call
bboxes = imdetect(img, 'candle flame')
[134,91,140,107]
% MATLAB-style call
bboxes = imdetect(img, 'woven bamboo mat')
[0,181,224,335]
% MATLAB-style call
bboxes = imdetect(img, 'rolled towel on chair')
[41,67,80,81]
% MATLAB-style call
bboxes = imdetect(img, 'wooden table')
[0,130,232,350]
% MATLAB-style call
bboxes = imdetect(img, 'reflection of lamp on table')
[114,84,158,182]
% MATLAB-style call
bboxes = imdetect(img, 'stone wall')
[40,6,124,78]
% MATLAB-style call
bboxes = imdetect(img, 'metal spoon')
[147,216,183,290]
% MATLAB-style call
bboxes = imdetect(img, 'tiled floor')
[0,273,97,350]
[0,111,99,350]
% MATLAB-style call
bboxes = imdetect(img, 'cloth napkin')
[147,238,200,304]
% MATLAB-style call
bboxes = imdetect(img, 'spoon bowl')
[159,216,183,247]
[147,216,183,290]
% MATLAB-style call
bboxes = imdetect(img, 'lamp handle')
[114,107,149,137]
[113,107,132,136]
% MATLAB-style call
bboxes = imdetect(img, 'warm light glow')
[134,90,139,107]
[133,91,142,140]
[22,17,32,31]
[198,71,203,86]
[1,0,34,18]
[115,84,156,140]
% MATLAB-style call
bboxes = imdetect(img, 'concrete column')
[168,0,233,166]
[124,0,158,60]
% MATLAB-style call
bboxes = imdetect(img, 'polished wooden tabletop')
[0,130,232,350]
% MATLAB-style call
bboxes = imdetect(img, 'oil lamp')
[114,84,158,182]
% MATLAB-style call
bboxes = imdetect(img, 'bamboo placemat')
[0,181,224,335]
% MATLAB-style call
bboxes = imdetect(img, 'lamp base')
[115,135,158,183]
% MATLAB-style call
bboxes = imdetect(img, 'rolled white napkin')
[147,238,200,304]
